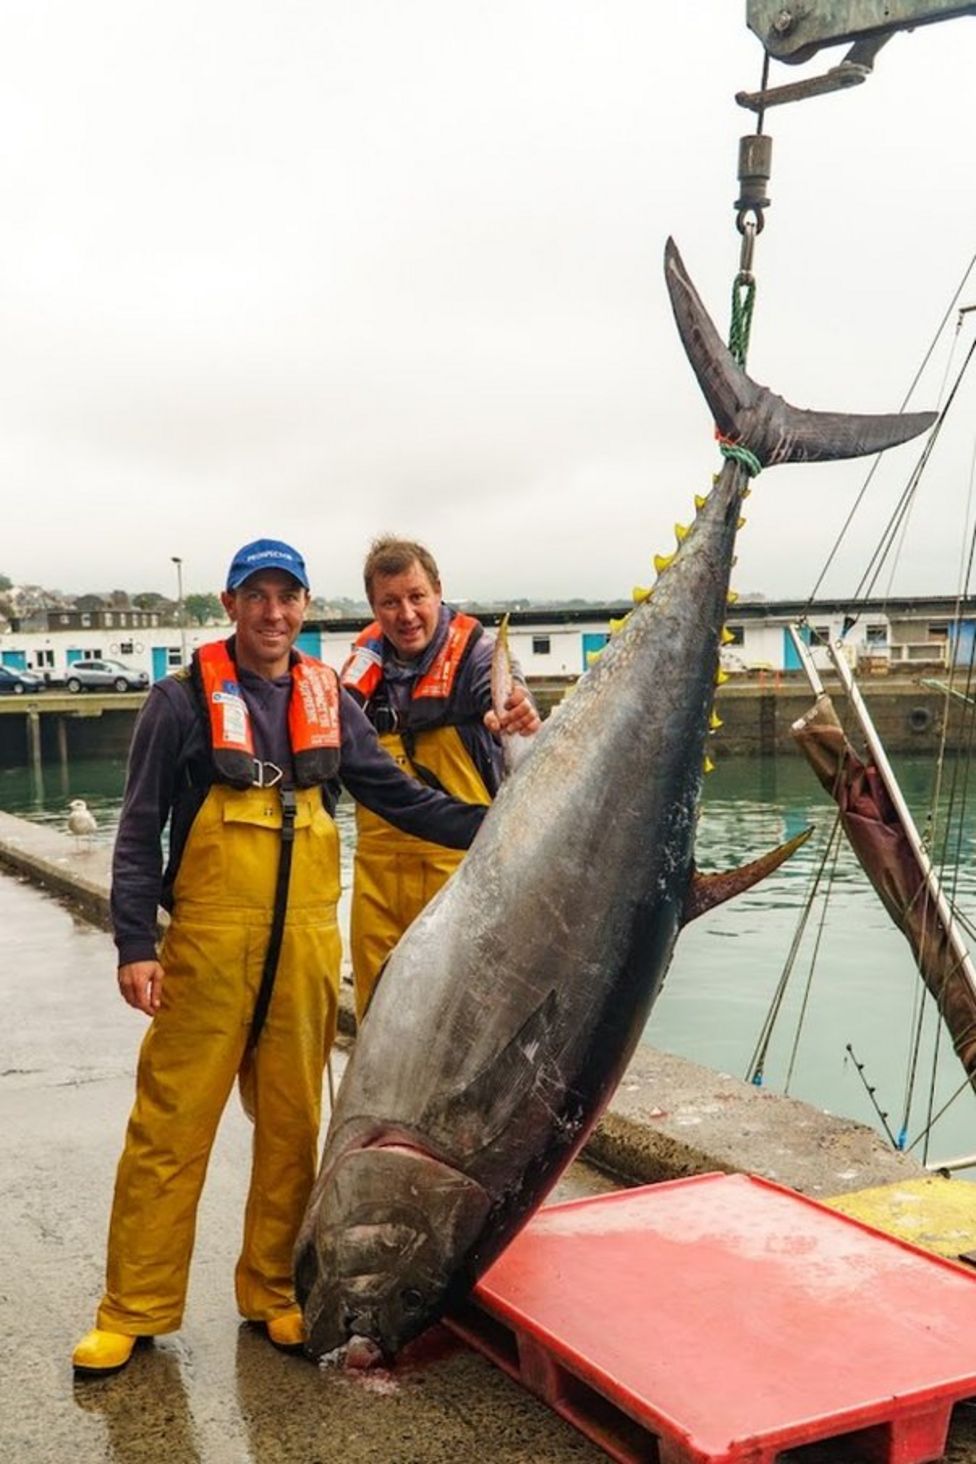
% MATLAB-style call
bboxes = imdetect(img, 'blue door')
[1,650,26,669]
[152,647,170,682]
[783,626,810,671]
[296,630,320,658]
[951,619,976,671]
[66,648,83,665]
[581,632,610,671]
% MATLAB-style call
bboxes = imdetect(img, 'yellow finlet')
[736,516,747,531]
[585,649,602,668]
[703,755,715,774]
[715,668,730,686]
[709,709,723,731]
[727,590,739,605]
[653,552,675,575]
[632,585,653,604]
[721,627,736,645]
[609,616,629,635]
[694,494,708,512]
[674,522,690,543]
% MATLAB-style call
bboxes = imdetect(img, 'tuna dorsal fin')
[664,238,936,467]
[420,988,559,1158]
[681,827,813,925]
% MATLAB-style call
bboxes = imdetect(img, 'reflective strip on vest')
[194,641,341,788]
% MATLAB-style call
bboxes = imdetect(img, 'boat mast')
[789,625,976,1011]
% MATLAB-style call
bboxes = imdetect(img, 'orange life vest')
[341,612,482,729]
[193,640,341,788]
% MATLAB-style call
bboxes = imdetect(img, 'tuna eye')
[401,1288,424,1313]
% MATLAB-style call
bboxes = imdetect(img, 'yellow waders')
[350,724,490,1019]
[97,783,341,1336]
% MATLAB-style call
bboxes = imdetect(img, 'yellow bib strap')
[355,725,491,856]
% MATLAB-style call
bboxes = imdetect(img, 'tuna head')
[295,1143,491,1358]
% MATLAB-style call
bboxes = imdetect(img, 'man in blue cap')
[73,538,487,1375]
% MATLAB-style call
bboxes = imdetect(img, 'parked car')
[0,665,46,694]
[65,658,149,693]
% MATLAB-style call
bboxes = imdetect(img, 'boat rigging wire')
[730,25,976,1152]
[783,824,846,1095]
[905,1069,974,1156]
[745,812,843,1086]
[881,313,973,602]
[849,333,976,606]
[916,609,976,1157]
[803,333,976,1147]
[802,249,976,612]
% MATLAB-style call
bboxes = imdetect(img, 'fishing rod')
[845,1042,900,1148]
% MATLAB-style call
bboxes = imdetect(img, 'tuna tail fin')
[664,238,936,467]
[681,826,813,925]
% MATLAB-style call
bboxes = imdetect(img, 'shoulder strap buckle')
[251,759,283,788]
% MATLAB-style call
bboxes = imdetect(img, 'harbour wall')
[0,673,965,767]
[533,672,965,758]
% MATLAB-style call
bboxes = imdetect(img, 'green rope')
[719,440,762,477]
[729,275,755,368]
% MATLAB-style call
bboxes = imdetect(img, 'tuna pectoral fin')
[681,827,813,925]
[664,238,936,467]
[421,989,559,1158]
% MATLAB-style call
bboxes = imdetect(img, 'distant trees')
[184,592,224,625]
[132,592,166,610]
[0,573,11,593]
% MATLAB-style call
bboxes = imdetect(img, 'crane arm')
[748,1,976,65]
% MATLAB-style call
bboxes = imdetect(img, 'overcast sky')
[2,3,974,604]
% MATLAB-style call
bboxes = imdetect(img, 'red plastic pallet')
[445,1173,976,1464]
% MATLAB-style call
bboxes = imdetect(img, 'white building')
[0,596,970,685]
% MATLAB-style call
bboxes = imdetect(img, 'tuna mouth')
[297,1142,492,1360]
[362,1137,433,1157]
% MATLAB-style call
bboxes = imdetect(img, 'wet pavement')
[0,870,615,1463]
[3,865,976,1462]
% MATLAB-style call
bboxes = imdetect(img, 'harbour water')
[3,752,974,1170]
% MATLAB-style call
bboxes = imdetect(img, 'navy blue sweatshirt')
[111,651,486,966]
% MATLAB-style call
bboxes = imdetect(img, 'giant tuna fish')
[295,239,935,1360]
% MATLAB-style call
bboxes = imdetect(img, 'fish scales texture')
[296,238,937,1362]
[339,481,738,1144]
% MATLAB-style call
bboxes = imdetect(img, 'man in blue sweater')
[73,537,486,1375]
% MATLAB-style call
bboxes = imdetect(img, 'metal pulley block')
[735,133,773,232]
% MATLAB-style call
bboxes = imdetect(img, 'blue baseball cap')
[225,538,310,591]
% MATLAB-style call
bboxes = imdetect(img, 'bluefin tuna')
[295,239,935,1360]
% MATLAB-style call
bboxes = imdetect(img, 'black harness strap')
[248,785,297,1049]
[175,661,308,1047]
[399,725,450,795]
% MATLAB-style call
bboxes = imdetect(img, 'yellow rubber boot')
[72,1328,137,1375]
[265,1308,305,1351]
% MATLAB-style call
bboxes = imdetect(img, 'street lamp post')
[171,556,187,666]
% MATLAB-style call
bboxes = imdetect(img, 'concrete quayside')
[0,671,969,773]
[3,813,976,1461]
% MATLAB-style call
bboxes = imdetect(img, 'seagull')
[67,798,98,849]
